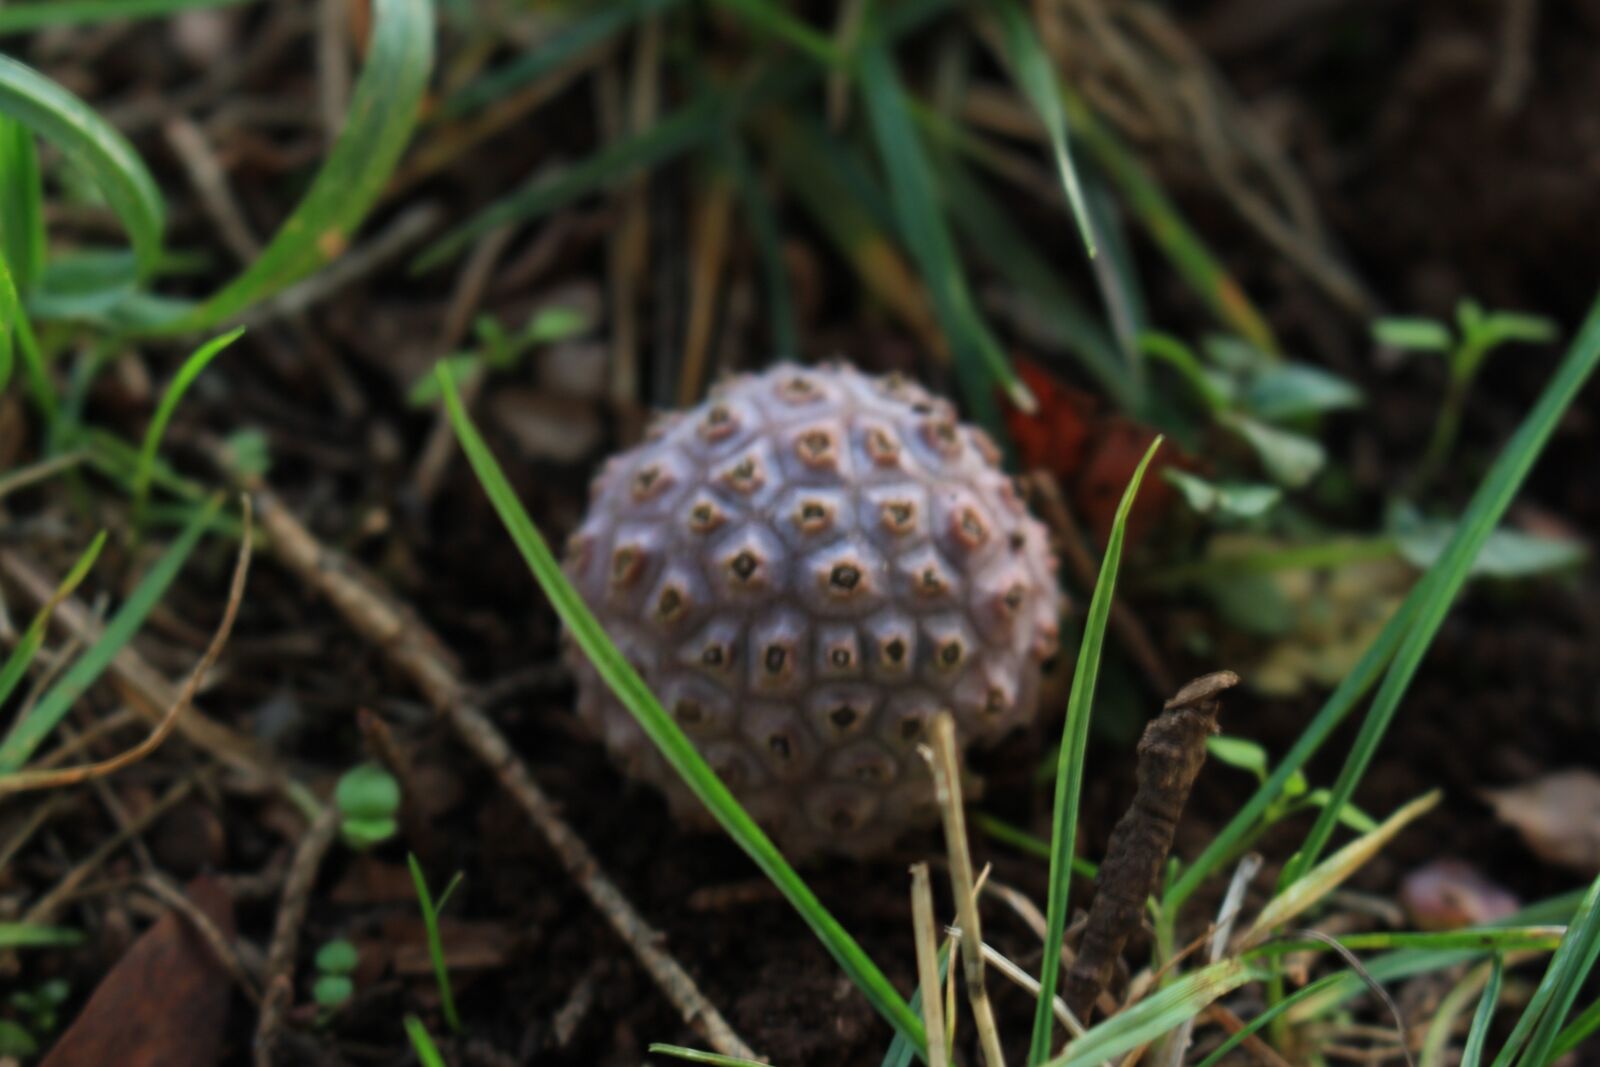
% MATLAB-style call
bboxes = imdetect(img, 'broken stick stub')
[1063,669,1241,1024]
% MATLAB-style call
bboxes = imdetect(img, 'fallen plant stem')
[254,803,339,1067]
[911,863,950,1067]
[1065,671,1239,1023]
[926,712,1007,1067]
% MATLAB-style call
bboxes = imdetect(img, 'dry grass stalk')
[925,712,1007,1067]
[910,862,950,1067]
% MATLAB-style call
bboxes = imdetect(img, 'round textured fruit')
[561,363,1063,856]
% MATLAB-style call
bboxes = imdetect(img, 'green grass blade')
[881,941,951,1067]
[0,923,83,948]
[1058,85,1274,353]
[0,0,255,34]
[402,1015,447,1067]
[435,368,926,1052]
[1290,294,1600,882]
[858,30,1034,419]
[938,160,1135,411]
[712,0,842,65]
[1462,956,1504,1067]
[1493,871,1600,1067]
[1046,958,1262,1067]
[646,1046,767,1067]
[1249,927,1565,958]
[441,0,680,119]
[0,55,164,280]
[415,87,737,273]
[145,0,433,333]
[986,0,1094,255]
[1192,972,1344,1067]
[132,327,244,526]
[0,116,45,293]
[0,530,105,709]
[1287,891,1587,1023]
[0,496,219,773]
[406,853,462,1034]
[1551,993,1600,1059]
[1030,437,1162,1064]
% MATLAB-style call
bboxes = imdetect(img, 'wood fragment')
[1064,671,1239,1023]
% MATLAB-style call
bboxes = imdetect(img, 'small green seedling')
[1373,299,1558,485]
[407,304,592,406]
[0,978,70,1055]
[407,853,464,1034]
[1207,735,1377,834]
[1141,330,1362,499]
[312,939,360,1017]
[334,762,400,850]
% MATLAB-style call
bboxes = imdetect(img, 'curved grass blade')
[0,117,45,293]
[858,30,1034,419]
[939,160,1134,411]
[1045,957,1262,1067]
[435,368,926,1053]
[0,55,164,281]
[0,496,220,773]
[417,0,956,273]
[1057,86,1274,353]
[713,0,842,65]
[1552,993,1600,1060]
[0,0,255,34]
[132,327,245,526]
[144,0,433,333]
[1289,294,1600,882]
[1492,870,1600,1067]
[1242,791,1440,945]
[646,1046,767,1067]
[0,531,105,711]
[1029,437,1163,1064]
[442,0,680,119]
[985,0,1094,256]
[1462,956,1504,1067]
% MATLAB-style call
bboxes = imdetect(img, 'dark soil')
[4,1,1599,1065]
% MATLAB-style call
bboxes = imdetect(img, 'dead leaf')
[41,876,234,1067]
[1483,770,1600,875]
[1401,859,1520,930]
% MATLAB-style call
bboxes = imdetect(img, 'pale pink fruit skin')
[561,362,1063,856]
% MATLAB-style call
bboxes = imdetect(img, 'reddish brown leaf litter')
[41,877,234,1067]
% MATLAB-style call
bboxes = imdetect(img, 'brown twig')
[249,484,756,1060]
[0,497,252,795]
[254,803,339,1067]
[1064,671,1239,1023]
[24,776,197,924]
